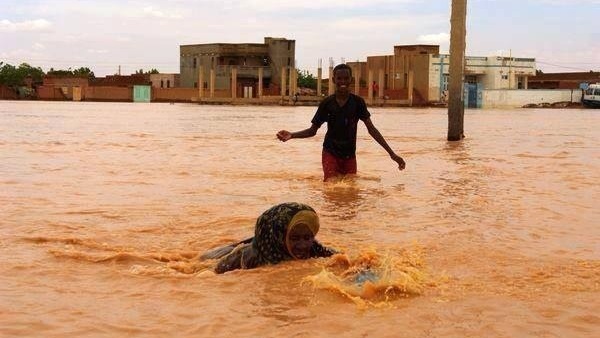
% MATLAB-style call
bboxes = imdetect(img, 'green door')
[133,85,151,102]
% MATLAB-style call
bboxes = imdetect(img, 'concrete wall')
[152,88,197,101]
[37,86,68,100]
[265,37,295,90]
[411,55,432,102]
[84,86,132,101]
[482,89,583,108]
[0,85,18,99]
[150,74,180,88]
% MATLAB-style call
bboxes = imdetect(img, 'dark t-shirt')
[311,94,371,159]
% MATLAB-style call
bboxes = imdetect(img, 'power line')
[537,60,598,71]
[0,57,177,65]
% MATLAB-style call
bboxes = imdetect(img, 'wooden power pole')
[447,0,467,141]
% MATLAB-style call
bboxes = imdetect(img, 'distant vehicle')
[582,83,600,108]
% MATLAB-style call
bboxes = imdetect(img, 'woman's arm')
[310,241,338,258]
[215,245,245,274]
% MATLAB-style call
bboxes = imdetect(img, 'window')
[194,82,198,88]
[161,80,164,88]
[585,88,594,95]
[594,89,600,95]
[502,75,509,80]
[193,58,197,68]
[167,80,170,88]
[287,57,291,66]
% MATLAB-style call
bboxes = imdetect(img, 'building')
[426,53,536,103]
[528,71,600,89]
[149,73,180,88]
[90,74,151,87]
[356,45,536,103]
[179,37,295,97]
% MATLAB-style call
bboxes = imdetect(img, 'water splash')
[303,247,429,308]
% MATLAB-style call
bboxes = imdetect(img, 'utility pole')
[447,0,467,141]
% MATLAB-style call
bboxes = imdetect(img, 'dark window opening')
[161,80,164,88]
[167,80,170,88]
[193,58,197,68]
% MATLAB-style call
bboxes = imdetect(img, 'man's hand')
[276,130,292,142]
[391,153,406,170]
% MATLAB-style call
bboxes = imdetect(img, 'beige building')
[149,73,180,88]
[179,37,295,97]
[354,44,536,103]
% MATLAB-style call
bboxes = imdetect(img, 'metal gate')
[464,83,482,108]
[133,85,151,102]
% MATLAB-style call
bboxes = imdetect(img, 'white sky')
[1,0,599,76]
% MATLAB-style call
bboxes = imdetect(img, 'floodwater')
[0,101,598,337]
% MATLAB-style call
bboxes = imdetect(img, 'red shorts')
[322,149,357,181]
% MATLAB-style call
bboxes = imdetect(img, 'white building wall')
[427,55,536,102]
[482,89,583,108]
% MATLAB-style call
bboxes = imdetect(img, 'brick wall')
[84,86,132,101]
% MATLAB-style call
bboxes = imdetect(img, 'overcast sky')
[1,0,599,76]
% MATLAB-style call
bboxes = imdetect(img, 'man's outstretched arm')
[363,118,406,170]
[277,123,320,142]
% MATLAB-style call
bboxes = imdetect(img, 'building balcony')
[215,65,272,79]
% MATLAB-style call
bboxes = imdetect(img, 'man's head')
[332,64,352,95]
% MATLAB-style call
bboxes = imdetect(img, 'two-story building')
[180,37,295,97]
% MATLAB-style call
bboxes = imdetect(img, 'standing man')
[276,64,405,181]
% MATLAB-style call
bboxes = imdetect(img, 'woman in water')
[202,202,337,274]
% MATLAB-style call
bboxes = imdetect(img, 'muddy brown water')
[1,101,598,337]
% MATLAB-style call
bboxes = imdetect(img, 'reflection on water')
[0,102,598,337]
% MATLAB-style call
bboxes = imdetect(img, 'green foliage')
[47,67,95,79]
[0,62,44,86]
[73,67,95,78]
[135,68,160,74]
[296,69,317,89]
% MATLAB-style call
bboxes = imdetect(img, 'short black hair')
[333,64,352,77]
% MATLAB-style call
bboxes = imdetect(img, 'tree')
[135,68,160,75]
[0,62,44,87]
[73,67,95,79]
[47,67,95,78]
[296,69,317,89]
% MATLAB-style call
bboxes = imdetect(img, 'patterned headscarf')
[252,202,319,265]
